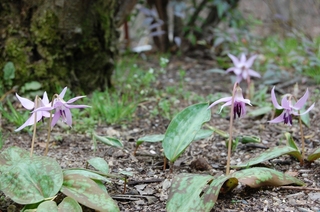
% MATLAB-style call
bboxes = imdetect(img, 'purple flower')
[269,86,315,125]
[15,92,51,131]
[226,53,260,82]
[34,87,90,128]
[208,85,252,119]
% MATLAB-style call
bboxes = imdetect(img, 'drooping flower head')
[15,92,51,131]
[226,53,260,83]
[34,87,90,128]
[208,84,252,119]
[269,86,315,126]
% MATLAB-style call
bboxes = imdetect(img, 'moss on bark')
[0,0,117,94]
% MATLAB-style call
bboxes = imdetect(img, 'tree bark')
[0,0,117,94]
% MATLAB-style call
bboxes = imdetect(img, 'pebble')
[308,192,320,201]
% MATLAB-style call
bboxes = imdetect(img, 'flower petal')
[293,103,315,116]
[219,101,232,113]
[64,108,73,126]
[42,91,50,105]
[269,112,285,123]
[15,112,43,132]
[16,93,34,110]
[33,106,54,113]
[248,69,261,78]
[281,96,290,109]
[293,88,309,110]
[240,53,246,64]
[208,96,232,109]
[271,87,282,110]
[228,53,240,66]
[59,87,68,99]
[66,104,91,109]
[245,55,257,68]
[51,111,61,128]
[67,96,86,104]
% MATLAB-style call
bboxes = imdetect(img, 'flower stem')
[30,96,39,157]
[226,83,237,175]
[44,94,58,156]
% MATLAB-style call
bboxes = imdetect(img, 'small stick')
[123,176,127,194]
[127,178,164,186]
[279,186,320,191]
[133,145,139,156]
[163,156,167,171]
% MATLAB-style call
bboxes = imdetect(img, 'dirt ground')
[1,55,320,212]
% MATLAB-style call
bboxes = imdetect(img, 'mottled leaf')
[167,173,237,212]
[307,148,320,162]
[232,167,304,188]
[162,103,211,162]
[237,135,261,144]
[0,147,63,204]
[60,173,119,212]
[88,157,109,174]
[63,168,111,183]
[58,197,82,212]
[93,133,123,148]
[232,146,302,168]
[37,201,58,212]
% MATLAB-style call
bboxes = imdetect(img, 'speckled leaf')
[58,197,82,212]
[88,157,109,174]
[0,148,63,204]
[162,103,211,162]
[60,173,119,212]
[93,133,123,148]
[37,201,58,212]
[284,132,299,150]
[232,167,304,188]
[63,168,111,183]
[0,146,29,166]
[232,146,302,168]
[307,147,320,162]
[167,173,237,212]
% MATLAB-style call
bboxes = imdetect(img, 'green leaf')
[232,146,302,168]
[88,157,109,174]
[58,197,82,212]
[167,173,237,212]
[23,81,42,91]
[232,167,304,188]
[63,168,111,183]
[136,134,164,146]
[3,61,15,80]
[284,132,299,150]
[307,147,320,162]
[247,106,272,117]
[162,103,211,162]
[136,129,213,146]
[237,135,261,144]
[60,173,119,212]
[37,201,58,212]
[93,132,123,148]
[0,147,63,204]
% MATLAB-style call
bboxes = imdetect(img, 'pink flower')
[226,53,260,82]
[208,85,251,119]
[269,86,315,125]
[34,87,90,128]
[15,92,51,131]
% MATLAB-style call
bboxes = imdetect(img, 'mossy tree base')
[0,0,117,94]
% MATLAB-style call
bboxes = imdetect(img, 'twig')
[279,186,320,191]
[127,178,164,186]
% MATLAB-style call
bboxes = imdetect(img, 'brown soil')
[1,55,320,212]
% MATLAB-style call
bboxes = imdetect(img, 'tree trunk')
[0,0,117,94]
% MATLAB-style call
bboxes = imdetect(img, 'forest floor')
[1,55,320,212]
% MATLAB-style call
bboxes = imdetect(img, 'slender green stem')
[44,94,58,156]
[226,83,237,175]
[30,96,39,158]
